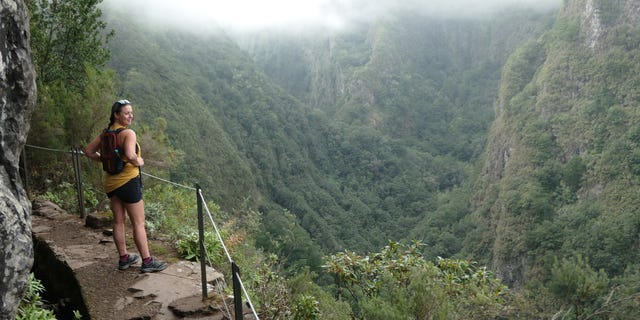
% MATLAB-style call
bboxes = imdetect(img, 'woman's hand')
[84,135,102,162]
[133,156,144,167]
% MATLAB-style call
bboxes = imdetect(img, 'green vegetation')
[175,230,224,264]
[24,0,640,318]
[474,0,640,276]
[27,0,117,193]
[17,273,83,320]
[323,241,510,319]
[17,274,57,320]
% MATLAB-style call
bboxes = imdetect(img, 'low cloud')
[103,0,562,32]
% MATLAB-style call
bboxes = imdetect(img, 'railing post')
[196,184,208,300]
[232,261,243,320]
[72,147,85,218]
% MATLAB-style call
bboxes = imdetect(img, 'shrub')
[40,181,99,216]
[292,294,320,320]
[17,273,56,320]
[175,230,224,266]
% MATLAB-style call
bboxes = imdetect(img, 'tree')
[28,0,113,89]
[26,65,118,191]
[26,0,115,191]
[548,255,609,319]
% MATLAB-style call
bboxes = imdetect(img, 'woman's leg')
[125,199,150,259]
[111,196,129,257]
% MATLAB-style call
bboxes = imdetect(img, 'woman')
[84,99,166,273]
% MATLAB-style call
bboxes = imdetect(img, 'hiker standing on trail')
[84,99,167,273]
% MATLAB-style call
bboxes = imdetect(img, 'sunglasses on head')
[117,99,130,105]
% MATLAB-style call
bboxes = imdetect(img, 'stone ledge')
[30,200,250,320]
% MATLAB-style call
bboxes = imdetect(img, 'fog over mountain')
[103,0,562,32]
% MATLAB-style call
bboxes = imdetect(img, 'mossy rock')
[85,211,113,229]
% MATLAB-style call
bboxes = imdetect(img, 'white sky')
[103,0,563,32]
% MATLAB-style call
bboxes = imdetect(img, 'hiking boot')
[118,254,139,270]
[140,256,167,273]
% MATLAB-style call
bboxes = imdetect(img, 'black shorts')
[107,176,143,203]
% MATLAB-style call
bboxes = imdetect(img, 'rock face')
[0,0,37,318]
[561,0,640,50]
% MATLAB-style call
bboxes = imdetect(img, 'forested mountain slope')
[103,5,559,268]
[466,0,640,287]
[236,10,556,259]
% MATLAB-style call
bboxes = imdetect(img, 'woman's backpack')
[100,128,127,174]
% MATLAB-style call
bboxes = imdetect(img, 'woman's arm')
[84,134,102,162]
[121,129,144,167]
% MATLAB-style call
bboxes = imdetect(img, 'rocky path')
[30,199,255,320]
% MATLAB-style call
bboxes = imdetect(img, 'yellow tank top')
[103,125,141,193]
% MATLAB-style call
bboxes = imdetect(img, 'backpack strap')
[107,127,127,135]
[109,127,129,153]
